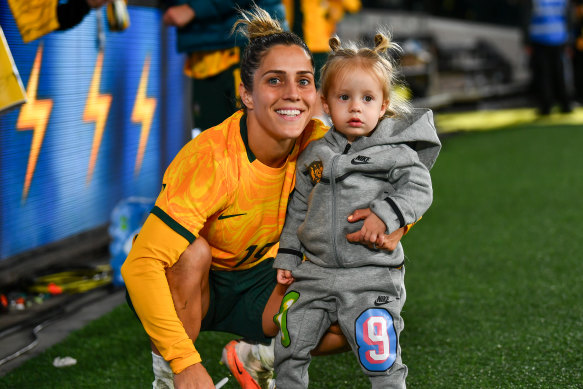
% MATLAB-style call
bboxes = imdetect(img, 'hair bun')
[232,6,283,39]
[374,33,390,53]
[329,36,341,52]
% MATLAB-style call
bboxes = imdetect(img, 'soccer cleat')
[220,339,274,389]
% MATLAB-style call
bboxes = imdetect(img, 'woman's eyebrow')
[261,70,314,77]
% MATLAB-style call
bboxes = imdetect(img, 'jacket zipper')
[330,143,352,267]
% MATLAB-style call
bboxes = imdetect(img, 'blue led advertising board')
[0,4,188,261]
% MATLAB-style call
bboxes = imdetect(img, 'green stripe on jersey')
[151,206,196,243]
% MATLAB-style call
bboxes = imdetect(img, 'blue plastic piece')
[108,197,155,286]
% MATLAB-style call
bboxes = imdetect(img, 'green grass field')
[2,120,583,388]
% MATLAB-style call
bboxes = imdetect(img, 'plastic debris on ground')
[53,356,77,368]
[0,265,112,317]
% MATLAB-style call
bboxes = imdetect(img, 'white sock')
[152,352,174,389]
[251,339,274,371]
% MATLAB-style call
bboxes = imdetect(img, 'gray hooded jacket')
[274,108,441,270]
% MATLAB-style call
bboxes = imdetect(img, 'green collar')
[240,113,256,163]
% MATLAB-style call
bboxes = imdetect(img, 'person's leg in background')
[191,63,241,136]
[531,44,553,115]
[550,44,573,113]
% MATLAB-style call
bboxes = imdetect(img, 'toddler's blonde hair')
[320,31,411,118]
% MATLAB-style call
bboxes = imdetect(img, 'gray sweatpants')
[274,261,408,388]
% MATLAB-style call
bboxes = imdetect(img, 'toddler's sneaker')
[220,339,274,389]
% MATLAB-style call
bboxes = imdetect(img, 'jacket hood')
[325,108,441,170]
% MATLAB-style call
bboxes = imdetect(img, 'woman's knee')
[171,237,211,272]
[327,322,343,335]
[311,323,350,356]
[166,237,212,290]
[184,236,211,264]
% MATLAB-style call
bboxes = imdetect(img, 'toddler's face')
[322,67,388,142]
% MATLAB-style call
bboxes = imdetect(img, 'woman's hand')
[277,268,295,285]
[174,363,214,389]
[346,208,405,251]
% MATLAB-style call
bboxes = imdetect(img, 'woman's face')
[241,44,317,142]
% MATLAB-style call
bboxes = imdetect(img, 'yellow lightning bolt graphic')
[17,44,53,202]
[131,56,157,176]
[84,51,112,185]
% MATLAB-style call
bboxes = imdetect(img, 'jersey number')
[355,308,397,371]
[234,242,276,267]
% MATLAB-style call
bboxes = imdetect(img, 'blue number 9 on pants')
[355,308,397,371]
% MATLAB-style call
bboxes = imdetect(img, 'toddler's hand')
[277,269,295,285]
[346,208,388,249]
[359,212,387,248]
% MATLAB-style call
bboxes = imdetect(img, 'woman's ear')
[239,83,253,109]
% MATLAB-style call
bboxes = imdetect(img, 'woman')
[122,6,406,389]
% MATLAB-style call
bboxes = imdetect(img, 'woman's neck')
[246,116,296,168]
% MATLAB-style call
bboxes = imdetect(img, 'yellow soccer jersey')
[183,47,240,80]
[283,0,362,53]
[122,110,327,373]
[156,110,327,270]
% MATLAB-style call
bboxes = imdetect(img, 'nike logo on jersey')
[218,213,247,220]
[374,295,393,306]
[351,155,371,165]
